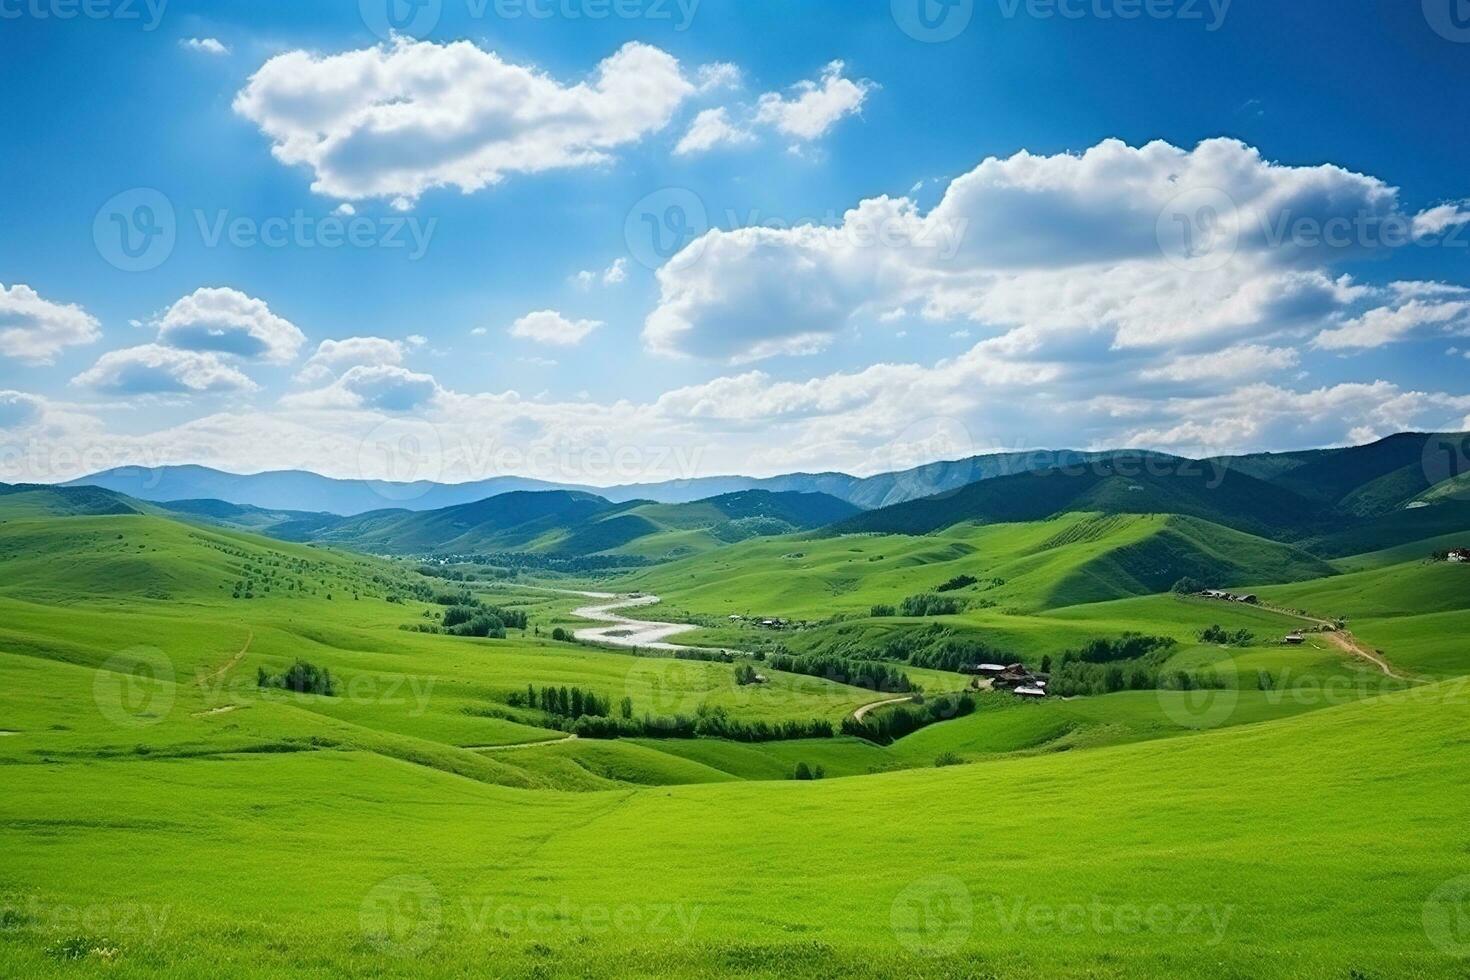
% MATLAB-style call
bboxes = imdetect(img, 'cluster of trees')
[936,574,978,593]
[734,663,762,686]
[570,706,834,743]
[898,593,964,617]
[1058,633,1176,665]
[436,552,655,573]
[1046,661,1228,698]
[816,624,1017,674]
[841,693,975,745]
[791,762,826,780]
[257,660,336,696]
[765,652,914,693]
[437,602,528,638]
[1198,624,1255,646]
[507,684,616,719]
[869,604,896,617]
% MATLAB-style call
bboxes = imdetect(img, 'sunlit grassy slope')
[623,512,1334,616]
[2,488,1468,977]
[2,683,1466,977]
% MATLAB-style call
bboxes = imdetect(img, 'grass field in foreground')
[1,684,1466,978]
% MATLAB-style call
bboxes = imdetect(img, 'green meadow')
[2,486,1469,977]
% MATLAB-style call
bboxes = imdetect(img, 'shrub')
[936,574,978,593]
[899,593,963,617]
[934,751,964,767]
[257,660,336,696]
[869,604,896,618]
[551,627,572,642]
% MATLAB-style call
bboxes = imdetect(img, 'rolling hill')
[300,488,860,558]
[829,454,1321,539]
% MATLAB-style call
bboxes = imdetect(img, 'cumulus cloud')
[644,138,1451,364]
[71,345,258,396]
[1314,296,1470,350]
[1413,202,1470,238]
[156,287,306,364]
[571,258,629,290]
[181,37,229,55]
[753,61,875,142]
[675,107,755,156]
[696,62,742,92]
[296,336,408,382]
[509,310,604,347]
[234,39,696,205]
[0,390,44,430]
[282,364,441,412]
[0,284,101,364]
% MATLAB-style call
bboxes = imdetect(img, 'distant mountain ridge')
[65,450,1146,517]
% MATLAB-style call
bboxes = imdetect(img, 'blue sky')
[2,0,1469,486]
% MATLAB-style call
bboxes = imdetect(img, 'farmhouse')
[963,663,1010,677]
[1284,633,1305,645]
[1014,685,1048,699]
[1448,548,1470,563]
[1199,589,1259,604]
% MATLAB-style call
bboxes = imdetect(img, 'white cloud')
[644,138,1442,364]
[509,310,604,347]
[156,287,306,364]
[603,258,629,286]
[181,37,229,55]
[234,39,696,205]
[0,284,101,364]
[754,61,876,142]
[675,107,755,156]
[282,364,440,412]
[696,62,742,92]
[296,336,407,383]
[72,345,257,396]
[1139,345,1300,383]
[1413,201,1470,238]
[571,258,630,290]
[0,390,44,430]
[1313,298,1470,350]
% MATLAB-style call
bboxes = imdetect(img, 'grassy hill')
[627,512,1334,616]
[830,454,1320,539]
[300,488,858,559]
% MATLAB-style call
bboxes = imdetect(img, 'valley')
[1,433,1469,977]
